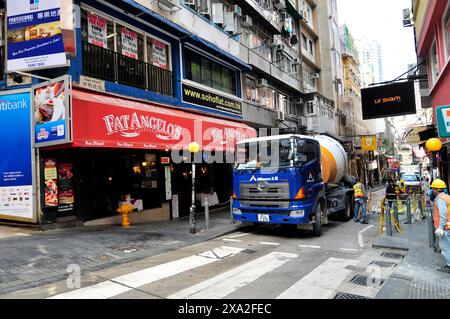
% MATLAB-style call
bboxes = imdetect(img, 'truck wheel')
[341,195,353,221]
[312,204,322,237]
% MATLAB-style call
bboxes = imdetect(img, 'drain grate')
[381,252,405,260]
[242,249,257,254]
[334,292,372,299]
[370,260,398,268]
[350,275,385,288]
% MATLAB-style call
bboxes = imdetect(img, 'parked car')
[399,173,422,194]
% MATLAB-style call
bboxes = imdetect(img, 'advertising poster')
[44,159,58,207]
[361,136,377,151]
[7,0,67,72]
[436,105,450,138]
[87,12,107,48]
[33,75,71,147]
[57,163,74,212]
[0,91,35,222]
[121,27,138,59]
[152,39,167,69]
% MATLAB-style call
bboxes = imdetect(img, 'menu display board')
[57,163,74,212]
[44,159,58,207]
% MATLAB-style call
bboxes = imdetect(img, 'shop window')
[185,48,237,96]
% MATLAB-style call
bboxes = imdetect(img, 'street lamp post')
[188,142,200,234]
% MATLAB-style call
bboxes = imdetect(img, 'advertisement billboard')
[361,136,377,151]
[6,0,67,72]
[361,81,417,120]
[436,105,450,138]
[33,75,72,147]
[0,90,36,222]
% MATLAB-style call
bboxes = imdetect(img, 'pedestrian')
[430,179,450,273]
[353,178,368,224]
[385,179,397,212]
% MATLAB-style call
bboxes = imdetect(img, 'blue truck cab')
[232,134,354,236]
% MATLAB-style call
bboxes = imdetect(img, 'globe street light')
[426,138,442,181]
[189,142,200,234]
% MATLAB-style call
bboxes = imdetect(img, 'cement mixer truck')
[232,134,355,236]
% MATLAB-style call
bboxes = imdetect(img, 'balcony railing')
[82,41,173,97]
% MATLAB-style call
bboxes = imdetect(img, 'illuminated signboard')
[361,81,416,120]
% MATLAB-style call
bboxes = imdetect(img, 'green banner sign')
[436,105,450,138]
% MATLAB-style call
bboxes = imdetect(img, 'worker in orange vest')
[431,179,450,273]
[353,178,368,224]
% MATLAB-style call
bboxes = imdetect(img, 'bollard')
[394,201,400,226]
[385,202,393,236]
[406,197,412,224]
[205,197,210,230]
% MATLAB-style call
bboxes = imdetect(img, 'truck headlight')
[233,208,242,215]
[290,210,305,218]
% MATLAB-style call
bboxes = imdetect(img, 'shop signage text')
[182,83,242,116]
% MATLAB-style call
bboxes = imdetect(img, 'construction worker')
[385,179,397,211]
[431,179,450,273]
[353,178,368,224]
[396,179,408,211]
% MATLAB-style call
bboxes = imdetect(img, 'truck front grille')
[239,182,290,200]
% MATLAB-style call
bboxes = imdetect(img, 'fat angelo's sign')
[182,83,243,115]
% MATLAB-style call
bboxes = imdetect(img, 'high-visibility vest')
[433,193,450,230]
[353,183,365,198]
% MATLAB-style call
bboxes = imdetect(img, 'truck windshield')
[235,139,294,170]
[402,175,420,182]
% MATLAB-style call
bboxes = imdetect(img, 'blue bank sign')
[0,90,35,222]
[6,0,67,72]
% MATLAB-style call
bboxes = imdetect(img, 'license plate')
[258,214,270,222]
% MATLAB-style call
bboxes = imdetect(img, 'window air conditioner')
[224,11,235,32]
[157,0,181,11]
[277,110,285,122]
[311,73,320,79]
[298,116,307,127]
[233,5,242,16]
[274,0,286,11]
[241,15,252,27]
[197,0,209,14]
[256,78,269,87]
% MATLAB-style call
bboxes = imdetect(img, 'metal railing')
[82,41,173,96]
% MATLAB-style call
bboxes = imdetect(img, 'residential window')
[81,11,114,50]
[443,2,450,61]
[147,36,170,70]
[117,24,144,61]
[278,93,288,113]
[429,39,439,85]
[306,101,315,115]
[259,86,276,109]
[185,49,237,96]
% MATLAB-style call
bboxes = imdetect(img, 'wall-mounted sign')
[87,12,107,48]
[0,90,35,222]
[401,125,429,144]
[80,75,105,92]
[361,81,416,120]
[361,136,377,151]
[44,158,58,207]
[57,163,74,212]
[33,75,72,147]
[182,83,243,115]
[121,27,138,59]
[436,105,450,138]
[161,157,171,164]
[6,0,67,72]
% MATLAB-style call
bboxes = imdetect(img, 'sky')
[337,0,417,82]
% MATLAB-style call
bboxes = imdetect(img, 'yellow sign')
[362,136,377,151]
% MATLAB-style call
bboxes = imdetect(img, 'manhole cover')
[117,247,140,253]
[242,249,257,254]
[334,292,372,299]
[370,260,398,268]
[381,252,405,260]
[350,275,385,288]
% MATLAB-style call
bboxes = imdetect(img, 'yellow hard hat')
[431,179,447,189]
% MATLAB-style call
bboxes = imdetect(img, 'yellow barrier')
[378,197,403,236]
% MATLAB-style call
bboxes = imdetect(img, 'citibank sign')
[103,112,183,141]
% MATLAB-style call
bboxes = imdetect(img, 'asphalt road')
[2,191,407,300]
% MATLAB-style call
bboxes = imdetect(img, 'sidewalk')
[374,216,450,299]
[0,209,241,294]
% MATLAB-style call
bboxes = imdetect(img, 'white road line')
[340,248,360,252]
[298,245,321,249]
[358,225,374,248]
[229,233,253,239]
[168,252,298,299]
[260,242,280,246]
[277,258,358,299]
[222,238,243,243]
[48,246,244,299]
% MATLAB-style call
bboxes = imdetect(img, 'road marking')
[197,246,244,260]
[222,238,243,243]
[229,233,253,239]
[358,225,374,247]
[276,258,358,299]
[340,248,360,252]
[260,242,280,246]
[298,245,321,249]
[168,252,298,299]
[48,246,244,299]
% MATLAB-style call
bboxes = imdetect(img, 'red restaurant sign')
[72,89,256,151]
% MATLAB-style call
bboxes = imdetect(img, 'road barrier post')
[385,201,393,237]
[406,197,412,224]
[205,197,210,230]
